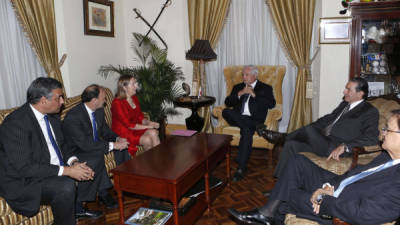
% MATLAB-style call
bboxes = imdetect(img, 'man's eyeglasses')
[381,127,400,134]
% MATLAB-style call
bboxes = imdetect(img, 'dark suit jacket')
[224,80,276,123]
[0,103,74,216]
[312,100,379,149]
[320,152,400,225]
[62,103,118,156]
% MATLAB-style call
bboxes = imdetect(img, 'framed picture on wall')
[319,17,351,44]
[83,0,114,37]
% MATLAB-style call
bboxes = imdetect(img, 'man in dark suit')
[63,84,130,218]
[229,109,400,225]
[271,77,379,178]
[222,65,276,181]
[0,78,94,225]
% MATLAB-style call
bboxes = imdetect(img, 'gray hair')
[243,65,259,77]
[27,77,62,104]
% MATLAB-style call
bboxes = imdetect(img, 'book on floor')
[125,207,172,225]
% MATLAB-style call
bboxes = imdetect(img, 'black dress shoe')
[75,208,103,219]
[256,125,286,145]
[99,193,118,209]
[228,208,274,225]
[232,168,247,182]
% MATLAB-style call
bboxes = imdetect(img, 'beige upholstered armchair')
[212,65,286,153]
[285,97,400,225]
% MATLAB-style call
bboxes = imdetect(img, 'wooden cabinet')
[350,1,400,97]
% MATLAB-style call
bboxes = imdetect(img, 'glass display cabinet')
[349,1,400,97]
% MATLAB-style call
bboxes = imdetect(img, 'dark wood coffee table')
[111,133,232,225]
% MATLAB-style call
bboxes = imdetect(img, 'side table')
[173,96,216,131]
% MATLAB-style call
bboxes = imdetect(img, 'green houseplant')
[98,33,184,123]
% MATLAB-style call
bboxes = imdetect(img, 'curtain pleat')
[0,0,45,109]
[267,0,316,132]
[10,0,65,93]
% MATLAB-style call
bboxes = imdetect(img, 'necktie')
[322,103,350,136]
[43,115,64,166]
[92,112,99,142]
[240,94,250,114]
[333,160,394,197]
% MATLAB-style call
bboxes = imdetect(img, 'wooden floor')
[77,147,278,225]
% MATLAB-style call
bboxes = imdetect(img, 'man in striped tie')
[0,78,94,225]
[63,84,130,219]
[229,110,400,225]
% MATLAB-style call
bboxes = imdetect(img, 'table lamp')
[186,39,217,96]
[185,40,217,132]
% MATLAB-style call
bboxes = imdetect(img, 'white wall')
[55,0,127,97]
[317,0,350,117]
[121,0,192,124]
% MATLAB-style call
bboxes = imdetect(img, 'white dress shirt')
[241,80,258,116]
[349,99,364,111]
[30,105,77,175]
[84,104,114,151]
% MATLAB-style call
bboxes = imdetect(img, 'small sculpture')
[182,82,191,97]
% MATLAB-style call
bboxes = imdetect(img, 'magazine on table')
[125,207,172,225]
[170,129,197,136]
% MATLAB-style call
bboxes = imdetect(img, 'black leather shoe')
[99,193,118,209]
[232,168,247,182]
[75,208,103,219]
[228,208,274,225]
[256,125,286,145]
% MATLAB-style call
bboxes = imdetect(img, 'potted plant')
[98,33,184,139]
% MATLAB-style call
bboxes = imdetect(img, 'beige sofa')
[285,97,400,225]
[0,88,117,225]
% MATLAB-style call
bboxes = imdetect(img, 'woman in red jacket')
[111,75,160,156]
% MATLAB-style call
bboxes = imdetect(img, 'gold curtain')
[11,0,65,92]
[187,0,231,132]
[267,0,316,132]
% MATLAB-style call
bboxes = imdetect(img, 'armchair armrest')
[350,145,383,169]
[333,216,396,225]
[333,217,350,225]
[264,104,283,130]
[212,105,229,133]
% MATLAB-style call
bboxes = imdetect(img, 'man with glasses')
[229,110,400,225]
[0,78,94,225]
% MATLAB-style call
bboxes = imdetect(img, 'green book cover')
[126,207,172,225]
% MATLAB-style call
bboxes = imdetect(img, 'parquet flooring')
[77,147,278,225]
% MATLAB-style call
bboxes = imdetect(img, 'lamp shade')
[186,40,217,61]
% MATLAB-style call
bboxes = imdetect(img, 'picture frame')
[83,0,114,37]
[319,17,352,44]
